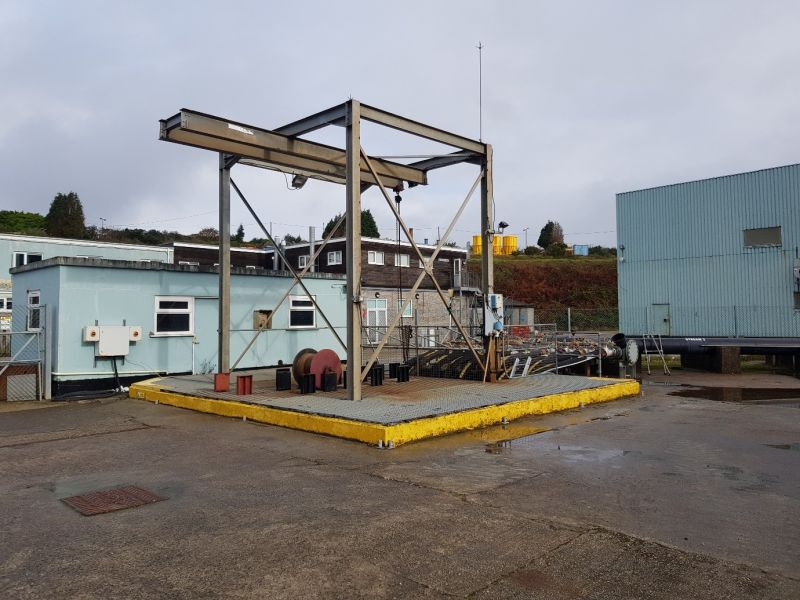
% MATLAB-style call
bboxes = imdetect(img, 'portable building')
[616,164,800,337]
[10,257,346,395]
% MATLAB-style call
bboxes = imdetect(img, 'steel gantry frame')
[159,99,497,401]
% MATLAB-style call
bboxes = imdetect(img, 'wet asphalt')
[0,370,798,599]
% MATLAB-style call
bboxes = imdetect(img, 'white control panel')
[83,325,141,356]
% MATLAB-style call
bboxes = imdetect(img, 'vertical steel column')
[480,144,496,381]
[345,101,362,400]
[218,153,232,374]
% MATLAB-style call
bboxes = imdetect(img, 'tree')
[45,192,86,238]
[545,242,568,257]
[0,210,46,235]
[537,220,564,248]
[283,233,305,245]
[323,209,380,238]
[234,224,245,243]
[551,221,564,244]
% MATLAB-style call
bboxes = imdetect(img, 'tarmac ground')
[1,369,798,599]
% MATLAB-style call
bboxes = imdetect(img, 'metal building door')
[649,304,671,336]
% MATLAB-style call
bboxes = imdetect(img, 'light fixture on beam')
[291,174,308,189]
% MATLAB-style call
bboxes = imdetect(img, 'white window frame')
[289,295,317,329]
[13,251,42,267]
[368,250,384,265]
[178,261,200,266]
[398,299,413,318]
[153,296,195,336]
[27,290,41,332]
[328,250,342,265]
[298,255,309,268]
[395,253,410,268]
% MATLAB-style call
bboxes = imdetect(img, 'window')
[743,226,781,248]
[366,298,387,342]
[298,255,309,268]
[289,295,316,328]
[154,296,194,335]
[178,261,199,266]
[246,265,256,270]
[253,309,273,330]
[398,299,413,318]
[13,252,42,267]
[328,250,342,265]
[368,250,384,265]
[395,253,410,267]
[418,259,425,269]
[27,290,41,331]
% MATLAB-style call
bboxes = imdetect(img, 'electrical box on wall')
[83,325,142,357]
[484,293,505,336]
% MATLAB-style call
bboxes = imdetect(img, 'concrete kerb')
[130,378,640,447]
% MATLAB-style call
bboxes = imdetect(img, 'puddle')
[668,387,800,407]
[764,442,800,452]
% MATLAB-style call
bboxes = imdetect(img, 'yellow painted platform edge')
[383,380,640,445]
[130,378,639,447]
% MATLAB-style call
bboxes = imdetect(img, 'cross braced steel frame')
[159,99,496,401]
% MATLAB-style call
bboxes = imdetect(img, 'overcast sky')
[2,1,799,248]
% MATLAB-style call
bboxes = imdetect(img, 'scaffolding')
[159,100,497,400]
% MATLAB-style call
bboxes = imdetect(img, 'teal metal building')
[616,164,800,337]
[10,258,346,394]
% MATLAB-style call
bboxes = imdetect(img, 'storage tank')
[502,235,518,255]
[472,234,482,255]
[492,236,503,255]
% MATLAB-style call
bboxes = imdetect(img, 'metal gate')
[0,305,51,401]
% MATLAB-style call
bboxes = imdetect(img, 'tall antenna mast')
[477,41,483,142]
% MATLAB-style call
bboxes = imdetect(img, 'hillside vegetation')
[468,256,617,308]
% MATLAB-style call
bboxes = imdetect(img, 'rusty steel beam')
[160,109,426,189]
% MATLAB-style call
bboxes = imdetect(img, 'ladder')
[643,333,670,375]
[509,356,532,378]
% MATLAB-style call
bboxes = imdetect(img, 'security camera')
[497,221,509,234]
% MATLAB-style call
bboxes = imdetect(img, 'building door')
[366,299,387,342]
[649,303,671,336]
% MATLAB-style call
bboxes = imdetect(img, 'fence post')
[567,307,571,333]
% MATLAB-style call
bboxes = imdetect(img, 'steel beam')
[360,104,485,154]
[274,103,347,137]
[480,144,496,382]
[160,110,425,188]
[218,153,232,374]
[345,101,362,401]
[409,151,483,172]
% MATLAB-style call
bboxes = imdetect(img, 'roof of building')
[10,256,345,279]
[279,237,468,254]
[618,162,800,197]
[0,232,172,253]
[162,241,271,254]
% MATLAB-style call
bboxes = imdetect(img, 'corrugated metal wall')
[616,163,800,337]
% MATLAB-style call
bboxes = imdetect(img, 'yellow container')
[472,235,482,255]
[503,234,518,255]
[492,236,503,255]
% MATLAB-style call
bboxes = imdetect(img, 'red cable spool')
[309,349,342,390]
[292,348,317,385]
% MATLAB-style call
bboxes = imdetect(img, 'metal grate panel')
[61,485,166,516]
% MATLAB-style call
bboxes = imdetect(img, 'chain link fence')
[1,305,48,401]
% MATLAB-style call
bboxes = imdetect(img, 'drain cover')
[61,485,166,516]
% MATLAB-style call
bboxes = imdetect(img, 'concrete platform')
[130,371,639,446]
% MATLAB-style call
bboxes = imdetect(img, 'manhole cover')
[61,485,166,516]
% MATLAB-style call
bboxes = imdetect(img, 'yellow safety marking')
[130,379,639,447]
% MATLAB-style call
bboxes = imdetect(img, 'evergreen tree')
[323,209,380,238]
[45,192,86,238]
[537,221,555,249]
[234,224,245,243]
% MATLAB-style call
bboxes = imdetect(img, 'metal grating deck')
[147,372,619,425]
